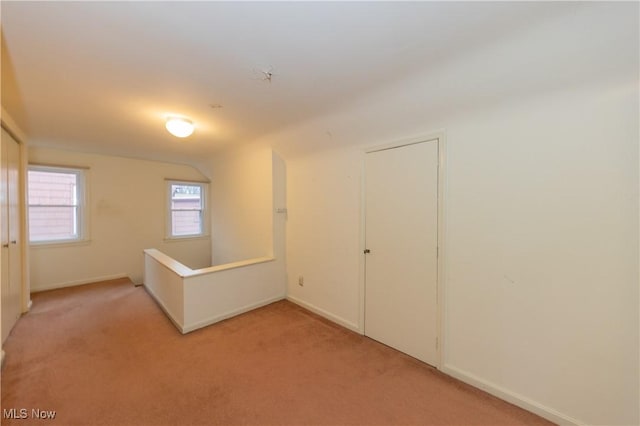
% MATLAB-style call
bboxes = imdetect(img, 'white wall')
[28,147,211,290]
[285,148,362,331]
[208,146,274,265]
[443,84,637,426]
[248,3,638,425]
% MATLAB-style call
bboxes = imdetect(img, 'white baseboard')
[286,295,362,334]
[182,295,285,334]
[441,364,584,426]
[22,299,33,314]
[31,274,130,293]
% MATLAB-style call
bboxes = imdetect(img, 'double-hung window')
[167,181,207,238]
[28,165,86,244]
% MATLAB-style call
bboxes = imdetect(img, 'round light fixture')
[165,117,194,138]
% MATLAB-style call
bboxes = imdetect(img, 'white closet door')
[2,128,22,343]
[364,140,439,365]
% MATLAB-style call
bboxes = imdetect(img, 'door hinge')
[364,249,370,254]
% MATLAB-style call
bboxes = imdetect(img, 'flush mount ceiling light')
[165,117,194,138]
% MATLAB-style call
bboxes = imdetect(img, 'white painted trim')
[358,155,366,332]
[30,273,129,293]
[188,256,275,277]
[435,131,447,369]
[182,295,285,334]
[1,113,32,327]
[165,179,209,240]
[287,295,362,334]
[142,283,184,332]
[144,248,275,278]
[163,177,210,184]
[28,164,89,245]
[364,133,441,154]
[360,131,446,369]
[162,235,211,244]
[1,107,28,145]
[442,364,584,426]
[26,299,32,312]
[143,249,193,277]
[29,239,92,249]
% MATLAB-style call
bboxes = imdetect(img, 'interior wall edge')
[30,273,130,293]
[183,294,286,334]
[441,364,584,426]
[286,295,362,334]
[142,283,185,333]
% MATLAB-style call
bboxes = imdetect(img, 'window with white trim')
[167,181,207,238]
[28,166,86,243]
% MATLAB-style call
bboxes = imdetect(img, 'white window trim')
[28,165,89,246]
[165,180,209,240]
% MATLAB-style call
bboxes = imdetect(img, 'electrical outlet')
[298,276,304,287]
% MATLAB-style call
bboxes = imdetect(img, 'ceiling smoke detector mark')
[252,66,277,83]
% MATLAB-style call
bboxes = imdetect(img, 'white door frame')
[358,131,447,369]
[1,118,30,315]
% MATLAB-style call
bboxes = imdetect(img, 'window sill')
[163,235,211,243]
[30,239,91,249]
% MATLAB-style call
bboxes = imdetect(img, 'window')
[28,166,86,243]
[167,181,207,238]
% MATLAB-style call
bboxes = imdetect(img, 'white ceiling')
[2,2,573,165]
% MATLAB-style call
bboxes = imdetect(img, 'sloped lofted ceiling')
[1,1,573,165]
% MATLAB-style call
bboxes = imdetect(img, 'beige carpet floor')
[0,279,554,425]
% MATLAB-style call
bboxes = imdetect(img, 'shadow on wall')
[1,31,30,133]
[209,147,286,265]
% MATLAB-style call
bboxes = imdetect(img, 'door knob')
[364,249,371,254]
[2,244,8,248]
[10,240,16,244]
